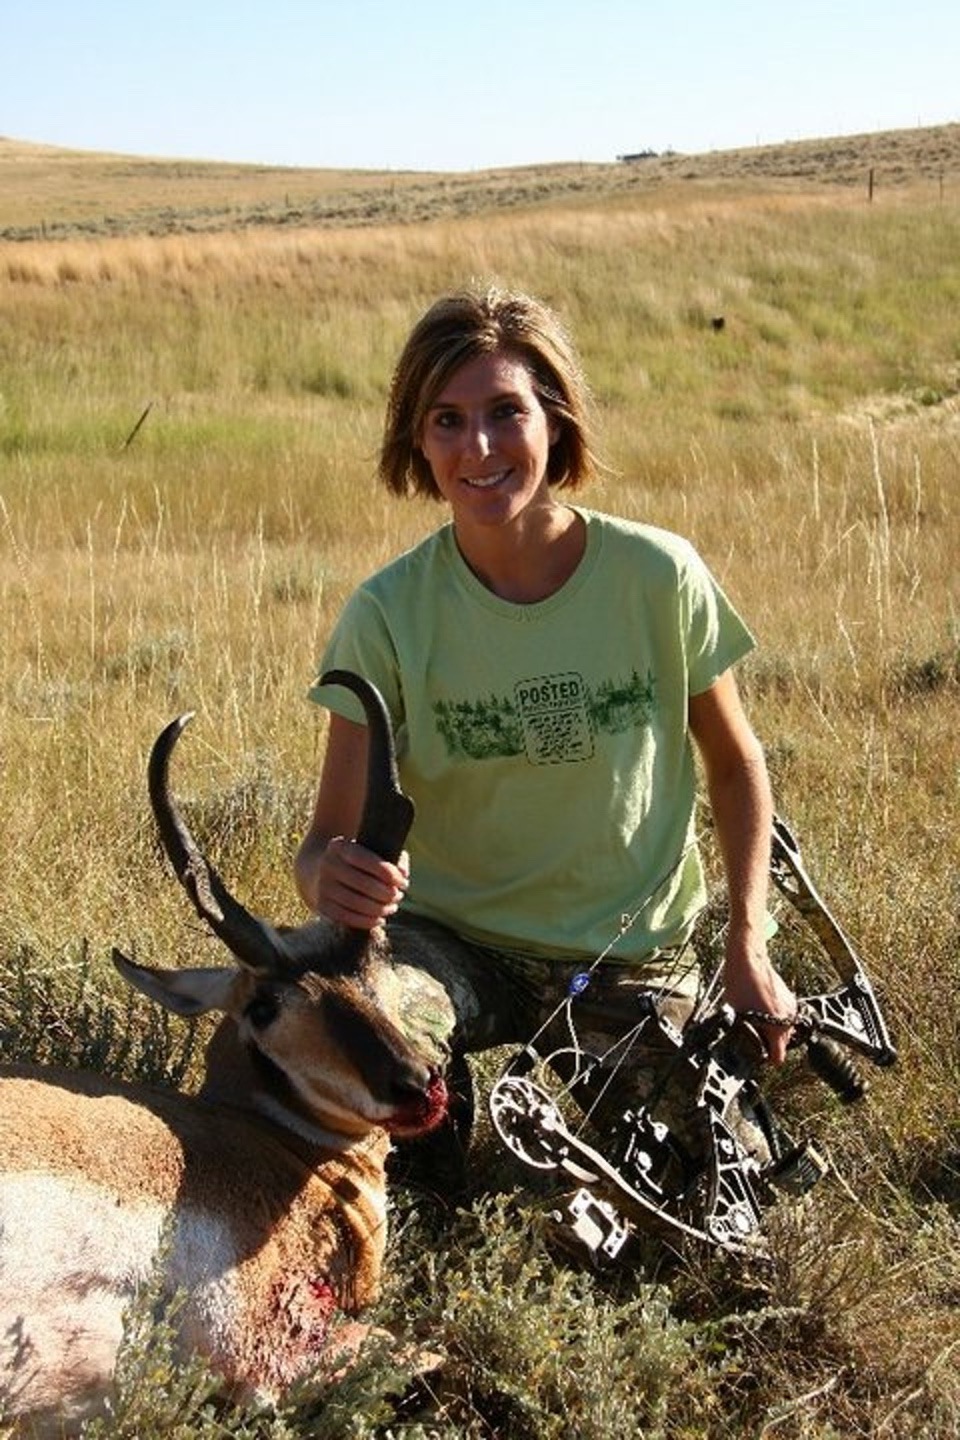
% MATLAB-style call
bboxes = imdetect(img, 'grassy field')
[0,127,959,1437]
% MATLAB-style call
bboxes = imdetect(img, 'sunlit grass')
[0,165,958,1436]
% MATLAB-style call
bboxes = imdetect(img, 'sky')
[4,0,958,173]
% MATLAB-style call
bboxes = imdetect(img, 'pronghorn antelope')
[0,673,448,1436]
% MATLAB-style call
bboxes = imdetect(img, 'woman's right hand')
[311,836,409,930]
[294,712,409,929]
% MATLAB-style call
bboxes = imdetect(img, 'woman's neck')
[454,503,586,604]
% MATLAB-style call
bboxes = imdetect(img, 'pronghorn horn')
[149,675,413,977]
[320,669,415,863]
[149,714,293,976]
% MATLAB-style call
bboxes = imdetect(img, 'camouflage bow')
[489,816,897,1257]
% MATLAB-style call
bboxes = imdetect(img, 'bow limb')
[770,816,898,1075]
[489,1007,768,1254]
[488,1067,725,1249]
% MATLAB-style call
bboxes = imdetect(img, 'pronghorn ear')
[112,947,240,1017]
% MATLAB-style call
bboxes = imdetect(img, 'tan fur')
[0,958,443,1435]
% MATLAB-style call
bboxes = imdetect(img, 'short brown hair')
[379,286,598,498]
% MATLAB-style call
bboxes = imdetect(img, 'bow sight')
[489,816,897,1259]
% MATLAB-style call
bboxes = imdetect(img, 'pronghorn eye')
[244,990,280,1030]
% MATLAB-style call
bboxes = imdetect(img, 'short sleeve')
[680,547,755,695]
[307,587,404,728]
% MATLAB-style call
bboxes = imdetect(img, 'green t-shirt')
[309,508,754,965]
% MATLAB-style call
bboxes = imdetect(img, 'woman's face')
[417,349,559,534]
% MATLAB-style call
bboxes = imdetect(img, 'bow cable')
[511,839,710,1134]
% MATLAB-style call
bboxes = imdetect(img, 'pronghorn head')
[114,672,448,1143]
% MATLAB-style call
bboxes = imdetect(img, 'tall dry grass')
[0,174,958,1436]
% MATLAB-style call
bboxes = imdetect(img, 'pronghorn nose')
[389,1055,433,1104]
[387,1066,448,1136]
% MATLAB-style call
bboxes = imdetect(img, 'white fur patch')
[0,1172,164,1421]
[0,1171,239,1427]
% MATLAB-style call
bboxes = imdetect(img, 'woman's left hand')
[722,942,798,1066]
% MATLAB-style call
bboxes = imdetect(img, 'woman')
[294,286,796,1190]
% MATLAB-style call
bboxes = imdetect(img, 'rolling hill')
[1,120,958,240]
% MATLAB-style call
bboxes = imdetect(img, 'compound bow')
[489,816,897,1258]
